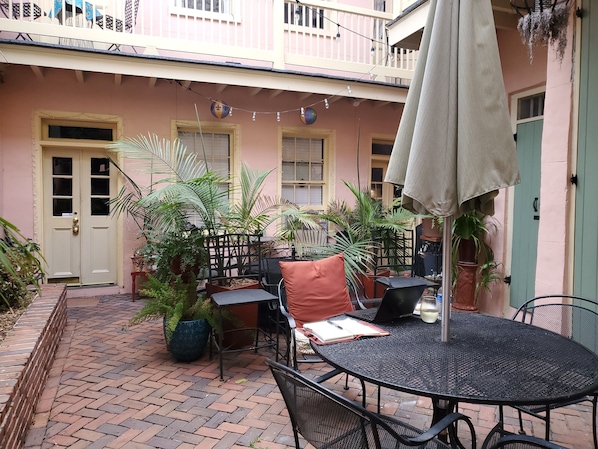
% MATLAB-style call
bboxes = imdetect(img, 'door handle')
[533,198,540,220]
[72,212,79,235]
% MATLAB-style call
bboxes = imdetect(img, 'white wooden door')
[43,149,117,285]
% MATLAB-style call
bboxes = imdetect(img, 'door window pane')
[91,158,110,176]
[48,126,113,141]
[52,157,73,216]
[53,198,72,216]
[91,178,109,196]
[518,93,545,120]
[53,178,73,196]
[53,157,72,175]
[91,198,110,216]
[90,157,110,216]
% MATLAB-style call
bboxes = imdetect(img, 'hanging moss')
[517,3,570,62]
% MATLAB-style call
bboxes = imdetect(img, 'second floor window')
[284,3,324,29]
[175,0,229,14]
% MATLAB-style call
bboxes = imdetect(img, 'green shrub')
[0,218,44,312]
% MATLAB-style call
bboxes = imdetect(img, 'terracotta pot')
[358,270,391,301]
[452,262,479,312]
[457,238,477,264]
[207,281,259,349]
[421,218,442,240]
[170,257,200,284]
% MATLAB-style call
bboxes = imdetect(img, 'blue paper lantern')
[210,100,230,119]
[300,107,317,125]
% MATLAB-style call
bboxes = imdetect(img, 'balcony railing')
[0,0,417,83]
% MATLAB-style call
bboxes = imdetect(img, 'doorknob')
[72,212,79,235]
[533,198,539,220]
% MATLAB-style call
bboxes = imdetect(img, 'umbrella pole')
[441,216,453,342]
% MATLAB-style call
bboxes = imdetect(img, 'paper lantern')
[210,100,230,119]
[300,107,317,125]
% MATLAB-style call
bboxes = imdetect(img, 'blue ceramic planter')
[164,318,211,363]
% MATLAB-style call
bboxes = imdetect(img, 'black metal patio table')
[312,311,598,426]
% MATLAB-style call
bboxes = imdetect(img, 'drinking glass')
[419,296,439,323]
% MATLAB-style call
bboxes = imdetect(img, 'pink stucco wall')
[534,14,576,297]
[0,64,403,291]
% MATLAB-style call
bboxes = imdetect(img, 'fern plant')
[129,274,221,342]
[0,217,45,312]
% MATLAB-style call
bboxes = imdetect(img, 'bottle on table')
[436,288,443,321]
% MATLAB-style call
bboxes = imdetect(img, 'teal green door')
[574,0,598,300]
[510,120,543,308]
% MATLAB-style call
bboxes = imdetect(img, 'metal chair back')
[267,359,475,449]
[487,434,570,449]
[509,295,598,447]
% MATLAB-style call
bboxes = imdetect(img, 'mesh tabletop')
[210,289,277,307]
[313,312,598,406]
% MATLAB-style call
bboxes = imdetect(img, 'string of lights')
[292,0,388,48]
[174,1,407,123]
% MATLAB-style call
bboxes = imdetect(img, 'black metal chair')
[259,254,296,362]
[502,295,598,448]
[484,430,570,449]
[96,0,139,51]
[205,233,279,380]
[0,1,43,40]
[370,228,414,298]
[267,359,477,449]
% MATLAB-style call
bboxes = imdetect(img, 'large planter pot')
[358,270,391,301]
[457,238,477,264]
[206,280,259,349]
[164,318,211,363]
[452,262,479,312]
[421,218,443,240]
[170,256,201,284]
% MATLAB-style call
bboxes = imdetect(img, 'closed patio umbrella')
[385,0,520,341]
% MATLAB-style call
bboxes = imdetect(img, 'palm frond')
[107,133,210,183]
[314,232,375,286]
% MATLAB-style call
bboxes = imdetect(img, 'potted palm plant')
[311,181,418,297]
[108,133,313,351]
[451,211,501,311]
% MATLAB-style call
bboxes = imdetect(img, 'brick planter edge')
[0,284,67,449]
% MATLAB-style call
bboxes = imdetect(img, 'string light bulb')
[300,107,305,118]
[336,24,341,40]
[229,107,233,117]
[347,86,352,95]
[252,111,256,121]
[277,112,281,122]
[324,99,329,109]
[370,40,375,56]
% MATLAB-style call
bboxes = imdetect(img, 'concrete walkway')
[23,294,595,449]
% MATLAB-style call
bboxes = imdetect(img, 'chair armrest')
[378,412,477,449]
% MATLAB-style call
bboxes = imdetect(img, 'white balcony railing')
[0,0,417,83]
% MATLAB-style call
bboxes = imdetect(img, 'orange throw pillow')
[279,253,353,328]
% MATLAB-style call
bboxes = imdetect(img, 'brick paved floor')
[23,294,595,449]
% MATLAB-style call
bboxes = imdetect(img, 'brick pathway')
[23,295,595,448]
